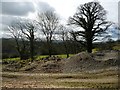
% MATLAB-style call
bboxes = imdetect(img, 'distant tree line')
[2,38,83,59]
[2,38,120,59]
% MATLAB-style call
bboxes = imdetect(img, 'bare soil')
[2,70,118,89]
[1,50,119,89]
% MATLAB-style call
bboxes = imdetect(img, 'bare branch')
[68,2,111,53]
[37,11,59,57]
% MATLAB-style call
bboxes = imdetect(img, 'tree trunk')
[20,55,26,60]
[66,53,69,58]
[19,52,28,60]
[64,42,69,58]
[19,53,23,60]
[48,47,52,57]
[30,37,34,62]
[65,46,69,58]
[48,41,52,57]
[30,40,34,61]
[86,38,92,53]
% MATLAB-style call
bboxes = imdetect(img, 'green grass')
[3,57,20,61]
[35,55,49,60]
[35,54,74,60]
[56,54,74,58]
[2,54,74,62]
[2,57,20,64]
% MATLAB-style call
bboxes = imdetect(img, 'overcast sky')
[0,0,119,39]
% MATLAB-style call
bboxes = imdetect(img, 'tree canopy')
[68,2,111,53]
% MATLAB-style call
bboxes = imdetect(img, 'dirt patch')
[93,50,119,61]
[2,51,119,89]
[2,70,118,88]
[62,51,119,73]
[2,51,119,73]
[39,61,62,73]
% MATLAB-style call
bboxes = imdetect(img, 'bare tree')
[68,2,111,53]
[21,20,37,61]
[8,21,29,60]
[9,20,37,61]
[58,25,70,58]
[37,11,59,57]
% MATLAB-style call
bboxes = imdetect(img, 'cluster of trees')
[7,2,113,61]
[2,38,83,59]
[2,38,120,59]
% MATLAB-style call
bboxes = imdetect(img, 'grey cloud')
[0,15,24,33]
[1,2,35,16]
[1,15,20,26]
[1,24,9,34]
[118,1,120,25]
[37,2,55,12]
[0,1,56,38]
[0,3,2,13]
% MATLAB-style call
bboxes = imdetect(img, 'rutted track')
[2,70,118,88]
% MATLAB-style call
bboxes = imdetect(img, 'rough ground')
[2,50,119,73]
[63,51,119,73]
[2,70,118,88]
[2,50,119,89]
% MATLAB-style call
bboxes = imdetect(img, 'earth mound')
[2,50,119,73]
[63,51,119,73]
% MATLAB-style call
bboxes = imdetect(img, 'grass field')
[36,54,74,60]
[3,54,74,61]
